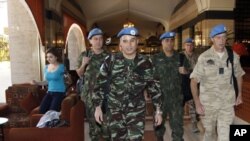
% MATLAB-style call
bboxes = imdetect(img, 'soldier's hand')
[195,101,205,115]
[82,56,90,66]
[95,106,103,124]
[154,113,163,126]
[235,94,243,106]
[179,67,188,74]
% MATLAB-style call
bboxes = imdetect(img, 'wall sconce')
[54,30,64,48]
[194,30,202,47]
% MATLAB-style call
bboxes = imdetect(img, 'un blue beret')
[88,28,103,39]
[159,32,175,40]
[184,38,193,43]
[210,24,227,38]
[117,27,139,38]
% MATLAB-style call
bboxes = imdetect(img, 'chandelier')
[123,21,134,28]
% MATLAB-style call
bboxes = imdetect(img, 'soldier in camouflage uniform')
[190,24,245,141]
[152,32,189,141]
[93,27,163,141]
[76,28,110,141]
[182,38,200,133]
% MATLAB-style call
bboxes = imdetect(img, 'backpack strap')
[226,47,239,97]
[226,47,234,84]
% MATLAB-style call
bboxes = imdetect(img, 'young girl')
[32,48,66,114]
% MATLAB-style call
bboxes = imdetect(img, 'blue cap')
[159,32,175,40]
[184,38,193,43]
[88,28,103,39]
[210,24,227,38]
[117,27,139,38]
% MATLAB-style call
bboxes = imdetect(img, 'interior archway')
[66,23,85,70]
[8,0,44,83]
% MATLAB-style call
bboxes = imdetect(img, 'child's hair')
[46,47,62,63]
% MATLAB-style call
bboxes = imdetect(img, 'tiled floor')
[84,117,249,141]
[84,119,204,141]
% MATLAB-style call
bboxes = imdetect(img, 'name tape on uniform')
[230,125,250,141]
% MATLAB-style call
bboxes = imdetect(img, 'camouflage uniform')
[190,46,245,141]
[93,52,162,141]
[77,50,110,141]
[152,51,189,141]
[183,51,200,131]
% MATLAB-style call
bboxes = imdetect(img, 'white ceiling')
[75,0,183,38]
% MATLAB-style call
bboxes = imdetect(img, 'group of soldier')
[76,24,245,141]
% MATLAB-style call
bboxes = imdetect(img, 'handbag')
[36,110,60,128]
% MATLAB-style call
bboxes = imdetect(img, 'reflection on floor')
[84,119,204,141]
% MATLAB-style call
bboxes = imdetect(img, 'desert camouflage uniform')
[152,51,189,141]
[190,46,245,141]
[93,52,162,141]
[77,50,110,141]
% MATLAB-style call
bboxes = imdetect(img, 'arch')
[8,0,44,83]
[66,23,86,70]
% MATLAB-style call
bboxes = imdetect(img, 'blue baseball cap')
[184,38,193,43]
[117,27,139,38]
[88,28,103,39]
[159,32,175,40]
[210,24,227,38]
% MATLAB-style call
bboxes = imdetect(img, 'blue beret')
[88,28,103,39]
[159,32,175,40]
[184,38,193,43]
[210,24,227,38]
[117,27,139,38]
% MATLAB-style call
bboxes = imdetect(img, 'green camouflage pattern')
[93,52,162,140]
[77,50,110,141]
[152,51,189,141]
[183,51,199,70]
[190,47,245,141]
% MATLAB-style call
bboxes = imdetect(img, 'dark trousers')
[39,91,65,114]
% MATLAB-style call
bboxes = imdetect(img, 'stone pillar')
[8,0,44,84]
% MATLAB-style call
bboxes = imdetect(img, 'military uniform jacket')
[183,51,199,70]
[77,50,109,104]
[152,51,189,100]
[190,46,245,108]
[93,52,162,110]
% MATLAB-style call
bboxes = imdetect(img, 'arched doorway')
[66,23,86,71]
[8,0,45,84]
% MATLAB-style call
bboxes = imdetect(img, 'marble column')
[8,0,45,84]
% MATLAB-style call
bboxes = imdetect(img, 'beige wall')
[195,0,235,13]
[169,0,198,30]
